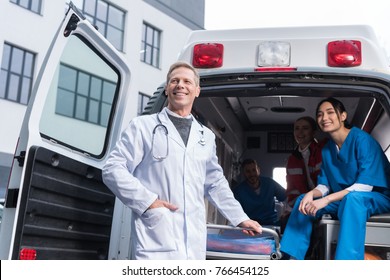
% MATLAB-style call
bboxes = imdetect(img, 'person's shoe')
[280,252,291,260]
[280,252,297,260]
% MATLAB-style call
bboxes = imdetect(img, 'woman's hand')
[299,191,314,215]
[302,197,329,216]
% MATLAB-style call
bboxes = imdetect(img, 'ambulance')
[0,2,389,260]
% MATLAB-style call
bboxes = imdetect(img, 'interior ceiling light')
[248,106,267,113]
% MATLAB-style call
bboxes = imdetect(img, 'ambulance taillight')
[192,43,223,68]
[327,40,362,67]
[254,67,297,72]
[19,248,37,260]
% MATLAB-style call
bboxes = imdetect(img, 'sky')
[205,0,390,57]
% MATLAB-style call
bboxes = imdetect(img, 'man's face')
[165,66,200,116]
[243,163,260,185]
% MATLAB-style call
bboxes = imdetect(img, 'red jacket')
[285,139,327,208]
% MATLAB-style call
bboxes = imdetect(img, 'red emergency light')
[192,43,223,68]
[19,248,37,260]
[255,67,297,72]
[327,40,362,67]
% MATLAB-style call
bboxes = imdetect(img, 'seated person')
[281,98,390,260]
[285,116,326,208]
[233,159,287,226]
[281,116,327,231]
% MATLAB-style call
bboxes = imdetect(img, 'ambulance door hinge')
[64,13,80,37]
[14,151,26,167]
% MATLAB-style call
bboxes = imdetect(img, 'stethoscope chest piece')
[198,130,206,146]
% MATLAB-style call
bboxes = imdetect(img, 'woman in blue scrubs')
[280,97,390,260]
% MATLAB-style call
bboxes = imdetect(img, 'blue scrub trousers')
[280,191,390,260]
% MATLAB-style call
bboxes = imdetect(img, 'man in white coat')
[103,61,262,259]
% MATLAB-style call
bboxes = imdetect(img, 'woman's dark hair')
[315,97,352,128]
[295,116,317,131]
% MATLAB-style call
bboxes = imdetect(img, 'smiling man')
[102,61,261,260]
[233,159,287,226]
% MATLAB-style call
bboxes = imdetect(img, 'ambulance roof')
[179,25,390,72]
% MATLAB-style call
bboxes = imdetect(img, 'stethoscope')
[152,113,206,160]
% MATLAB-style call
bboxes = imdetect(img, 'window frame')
[0,42,36,105]
[82,0,125,52]
[140,22,161,68]
[9,0,42,14]
[137,92,151,115]
[55,63,115,127]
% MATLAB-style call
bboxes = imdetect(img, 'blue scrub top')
[233,176,286,225]
[318,127,390,193]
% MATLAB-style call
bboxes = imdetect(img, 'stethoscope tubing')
[152,113,206,160]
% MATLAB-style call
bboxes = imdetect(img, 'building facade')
[0,0,205,198]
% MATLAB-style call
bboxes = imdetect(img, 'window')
[137,92,150,115]
[273,167,287,189]
[55,63,115,127]
[82,0,125,51]
[10,0,42,14]
[0,43,35,105]
[141,23,161,68]
[40,34,119,157]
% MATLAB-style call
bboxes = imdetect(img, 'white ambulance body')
[170,25,390,260]
[0,2,389,260]
[179,25,389,70]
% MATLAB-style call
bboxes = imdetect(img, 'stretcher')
[206,224,282,260]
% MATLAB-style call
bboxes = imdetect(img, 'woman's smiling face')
[316,101,346,133]
[294,119,315,149]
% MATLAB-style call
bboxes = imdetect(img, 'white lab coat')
[103,107,249,259]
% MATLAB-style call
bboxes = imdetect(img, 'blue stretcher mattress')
[207,229,276,255]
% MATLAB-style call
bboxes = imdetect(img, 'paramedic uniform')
[286,139,326,208]
[281,127,390,259]
[103,107,249,259]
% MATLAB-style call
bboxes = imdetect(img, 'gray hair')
[166,61,200,86]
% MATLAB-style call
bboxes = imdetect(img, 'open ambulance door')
[0,2,130,260]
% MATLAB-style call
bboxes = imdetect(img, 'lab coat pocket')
[135,207,176,252]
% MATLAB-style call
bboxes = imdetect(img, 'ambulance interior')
[188,80,390,259]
